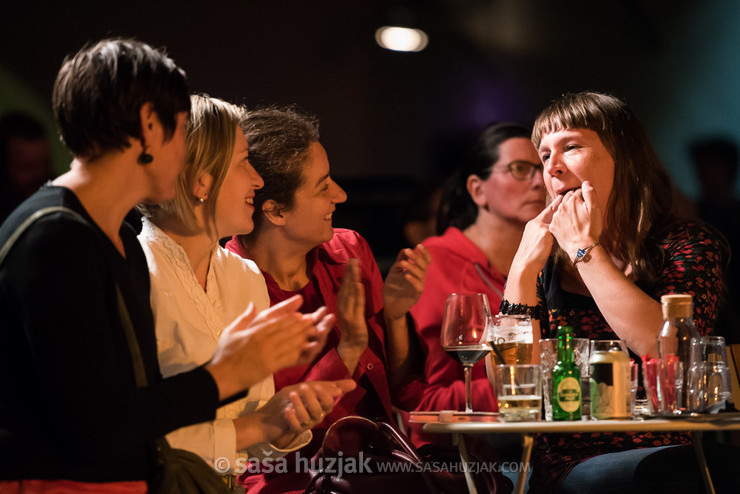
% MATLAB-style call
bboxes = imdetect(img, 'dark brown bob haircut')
[52,38,190,161]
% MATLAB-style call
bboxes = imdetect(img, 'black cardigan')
[0,186,219,481]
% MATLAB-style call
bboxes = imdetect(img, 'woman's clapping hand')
[237,379,357,449]
[336,258,368,371]
[206,295,333,400]
[383,244,431,321]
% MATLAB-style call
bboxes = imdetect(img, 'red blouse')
[408,227,502,447]
[226,229,425,493]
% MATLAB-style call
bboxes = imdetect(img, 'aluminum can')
[589,350,631,419]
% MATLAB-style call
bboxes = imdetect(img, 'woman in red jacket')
[225,105,430,492]
[409,122,545,447]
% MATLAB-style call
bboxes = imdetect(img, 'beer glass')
[489,314,534,365]
[494,364,543,421]
[440,293,492,412]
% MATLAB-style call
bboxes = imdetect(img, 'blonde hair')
[140,94,246,236]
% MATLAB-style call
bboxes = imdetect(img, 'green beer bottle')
[552,325,582,420]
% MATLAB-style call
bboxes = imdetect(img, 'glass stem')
[464,364,473,412]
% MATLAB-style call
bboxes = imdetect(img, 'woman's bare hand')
[336,258,368,372]
[549,181,602,260]
[237,379,356,449]
[511,194,563,275]
[206,295,331,400]
[383,244,431,321]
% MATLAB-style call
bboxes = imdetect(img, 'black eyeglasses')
[495,160,544,181]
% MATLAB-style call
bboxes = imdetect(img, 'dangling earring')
[137,152,153,165]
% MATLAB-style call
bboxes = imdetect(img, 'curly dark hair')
[238,105,320,237]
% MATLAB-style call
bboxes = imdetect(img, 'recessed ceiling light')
[375,26,428,52]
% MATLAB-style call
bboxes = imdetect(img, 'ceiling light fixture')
[375,26,428,52]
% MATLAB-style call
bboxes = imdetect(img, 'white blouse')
[138,219,310,472]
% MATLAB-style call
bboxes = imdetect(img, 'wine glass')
[440,293,492,413]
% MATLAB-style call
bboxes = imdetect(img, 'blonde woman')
[138,95,354,476]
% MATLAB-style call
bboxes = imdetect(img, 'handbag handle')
[376,421,423,463]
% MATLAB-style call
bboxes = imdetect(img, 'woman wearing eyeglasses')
[409,122,545,447]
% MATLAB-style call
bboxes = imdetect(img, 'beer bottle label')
[557,377,581,413]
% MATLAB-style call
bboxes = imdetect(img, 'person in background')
[689,136,740,344]
[401,179,443,248]
[225,105,430,493]
[0,39,330,493]
[409,122,545,447]
[504,91,737,493]
[137,95,354,481]
[0,112,54,222]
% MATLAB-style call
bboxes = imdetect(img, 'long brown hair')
[532,92,678,282]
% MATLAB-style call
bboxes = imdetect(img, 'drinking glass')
[687,336,732,411]
[494,364,543,421]
[630,359,651,417]
[540,338,590,420]
[489,314,534,365]
[440,293,492,413]
[690,336,728,366]
[687,363,732,411]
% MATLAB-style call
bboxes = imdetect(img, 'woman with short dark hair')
[0,39,330,492]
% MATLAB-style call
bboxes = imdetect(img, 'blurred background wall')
[2,0,739,264]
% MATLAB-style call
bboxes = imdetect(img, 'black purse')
[304,416,512,494]
[149,440,236,494]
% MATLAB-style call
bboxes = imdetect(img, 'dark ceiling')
[0,0,694,179]
[0,0,719,260]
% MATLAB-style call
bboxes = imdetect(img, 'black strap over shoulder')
[0,206,85,266]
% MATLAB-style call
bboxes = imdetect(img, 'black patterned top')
[528,221,728,493]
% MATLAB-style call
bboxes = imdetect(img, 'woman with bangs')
[502,91,737,493]
[138,95,354,482]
